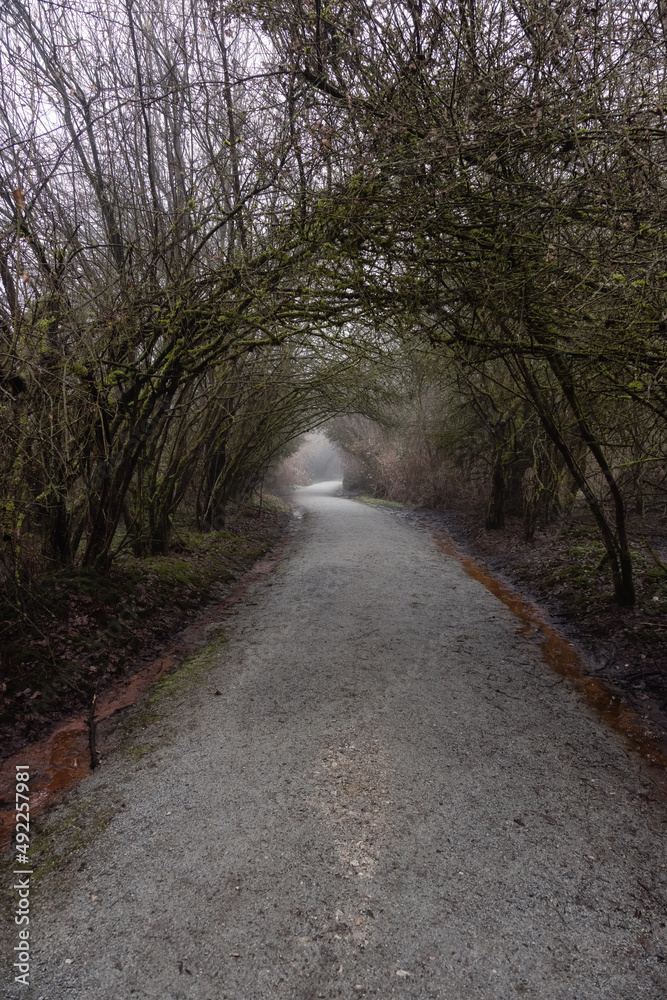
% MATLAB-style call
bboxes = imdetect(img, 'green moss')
[141,557,197,587]
[125,742,154,761]
[167,527,236,554]
[123,707,163,733]
[145,640,224,708]
[0,795,122,909]
[354,495,407,509]
[570,542,605,561]
[116,633,226,767]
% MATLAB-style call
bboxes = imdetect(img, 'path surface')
[5,483,667,999]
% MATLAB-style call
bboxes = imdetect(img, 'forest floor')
[0,495,292,762]
[348,494,667,751]
[3,481,665,999]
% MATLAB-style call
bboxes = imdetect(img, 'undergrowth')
[0,496,291,757]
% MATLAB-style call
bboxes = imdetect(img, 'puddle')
[429,526,667,786]
[0,520,297,852]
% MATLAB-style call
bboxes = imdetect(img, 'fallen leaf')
[514,817,525,827]
[539,813,557,825]
[230,952,241,958]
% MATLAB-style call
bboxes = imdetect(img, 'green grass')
[354,495,407,509]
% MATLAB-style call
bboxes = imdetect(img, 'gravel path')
[5,482,667,999]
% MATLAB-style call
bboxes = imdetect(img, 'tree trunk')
[546,353,635,607]
[41,492,72,565]
[514,355,635,607]
[202,444,227,531]
[485,457,505,529]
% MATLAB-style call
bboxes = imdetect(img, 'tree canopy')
[1,0,666,606]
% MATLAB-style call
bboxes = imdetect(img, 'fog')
[277,433,342,488]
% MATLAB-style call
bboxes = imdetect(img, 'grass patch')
[145,642,222,707]
[251,493,292,515]
[125,742,154,761]
[354,495,407,509]
[0,794,122,918]
[119,633,227,748]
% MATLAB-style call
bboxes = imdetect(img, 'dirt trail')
[3,482,666,999]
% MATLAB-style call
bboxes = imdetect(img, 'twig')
[494,687,523,700]
[623,667,664,681]
[88,693,99,770]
